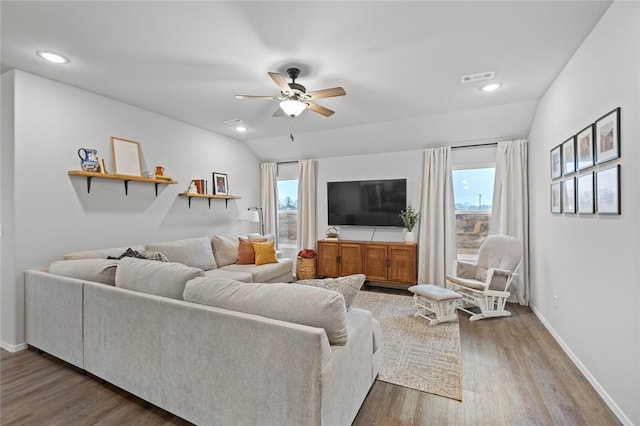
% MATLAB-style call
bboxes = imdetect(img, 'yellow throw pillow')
[252,241,278,266]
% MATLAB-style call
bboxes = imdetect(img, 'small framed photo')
[111,137,142,176]
[550,145,562,179]
[550,182,562,214]
[576,124,595,171]
[562,137,576,175]
[595,107,620,164]
[595,165,620,215]
[213,172,229,195]
[577,173,594,214]
[562,177,576,214]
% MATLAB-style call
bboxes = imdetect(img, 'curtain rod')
[277,160,299,165]
[451,142,497,150]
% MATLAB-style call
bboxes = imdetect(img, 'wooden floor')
[1,294,620,425]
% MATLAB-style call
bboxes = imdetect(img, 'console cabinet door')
[339,243,364,276]
[317,241,339,277]
[387,244,417,285]
[364,244,388,282]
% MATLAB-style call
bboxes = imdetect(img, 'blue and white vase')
[77,148,99,172]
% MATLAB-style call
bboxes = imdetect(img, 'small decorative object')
[595,107,620,164]
[400,202,420,243]
[562,177,576,214]
[325,226,339,239]
[576,124,595,171]
[111,137,142,176]
[550,182,562,213]
[213,172,228,195]
[98,158,107,174]
[155,166,165,176]
[550,144,562,179]
[296,249,317,280]
[595,165,620,214]
[187,181,198,194]
[77,148,100,172]
[577,173,594,214]
[562,137,576,175]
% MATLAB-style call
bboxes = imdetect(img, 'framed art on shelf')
[213,172,229,195]
[562,178,575,214]
[111,137,142,176]
[576,124,595,171]
[562,137,576,175]
[577,173,594,214]
[550,182,562,214]
[595,165,620,215]
[595,107,620,164]
[550,145,562,179]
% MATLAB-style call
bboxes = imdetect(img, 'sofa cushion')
[253,241,278,266]
[63,245,146,260]
[204,268,253,283]
[49,259,119,286]
[296,274,365,309]
[210,235,239,267]
[220,258,293,283]
[146,237,216,270]
[237,238,266,265]
[115,257,205,300]
[183,277,348,345]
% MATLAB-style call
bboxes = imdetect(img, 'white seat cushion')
[219,258,293,283]
[446,275,487,291]
[408,284,461,301]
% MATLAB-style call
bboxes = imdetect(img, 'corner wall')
[1,70,262,349]
[528,2,639,424]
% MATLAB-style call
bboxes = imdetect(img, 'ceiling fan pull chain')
[289,116,295,142]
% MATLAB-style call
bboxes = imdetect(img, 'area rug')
[352,290,462,401]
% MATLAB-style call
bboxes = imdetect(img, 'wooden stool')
[408,284,462,325]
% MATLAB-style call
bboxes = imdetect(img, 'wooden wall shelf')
[68,170,178,196]
[178,193,241,209]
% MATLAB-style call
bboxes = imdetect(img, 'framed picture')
[595,107,620,164]
[595,165,620,214]
[111,137,142,176]
[562,177,575,214]
[550,145,562,179]
[550,182,562,214]
[562,137,576,175]
[577,173,594,214]
[576,124,595,171]
[213,172,229,195]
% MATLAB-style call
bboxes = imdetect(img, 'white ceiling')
[1,1,611,161]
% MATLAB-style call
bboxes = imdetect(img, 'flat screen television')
[327,179,407,227]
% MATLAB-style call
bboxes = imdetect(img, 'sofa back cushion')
[210,235,239,267]
[236,238,266,265]
[64,245,146,260]
[116,257,205,300]
[49,259,119,286]
[184,277,348,345]
[146,237,217,270]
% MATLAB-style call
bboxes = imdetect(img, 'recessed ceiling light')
[481,83,501,92]
[235,126,247,133]
[36,50,70,64]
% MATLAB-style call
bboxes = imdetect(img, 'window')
[277,179,298,248]
[452,167,495,260]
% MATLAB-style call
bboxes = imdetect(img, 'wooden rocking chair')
[446,235,523,321]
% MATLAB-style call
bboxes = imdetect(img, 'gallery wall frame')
[595,165,620,215]
[576,124,595,171]
[595,107,620,164]
[550,145,562,179]
[562,177,576,214]
[576,173,594,214]
[562,137,576,176]
[550,182,562,214]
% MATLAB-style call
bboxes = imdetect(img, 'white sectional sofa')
[24,235,381,426]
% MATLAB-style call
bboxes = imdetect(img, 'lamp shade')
[279,99,307,117]
[238,209,260,223]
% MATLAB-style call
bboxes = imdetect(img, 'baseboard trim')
[1,340,28,353]
[530,304,632,426]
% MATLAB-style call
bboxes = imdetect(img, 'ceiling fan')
[235,68,346,117]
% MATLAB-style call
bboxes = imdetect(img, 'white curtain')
[418,147,456,286]
[297,159,317,250]
[491,139,529,305]
[260,163,277,236]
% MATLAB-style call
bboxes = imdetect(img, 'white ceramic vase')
[405,230,414,243]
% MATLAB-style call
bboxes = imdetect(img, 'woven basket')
[296,257,316,280]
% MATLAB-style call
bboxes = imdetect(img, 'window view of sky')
[452,168,495,210]
[277,179,298,209]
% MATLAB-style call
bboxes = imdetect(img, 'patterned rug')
[352,290,462,401]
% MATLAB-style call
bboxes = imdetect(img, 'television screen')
[327,179,407,227]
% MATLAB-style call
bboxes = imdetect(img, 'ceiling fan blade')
[268,72,292,95]
[272,107,284,117]
[306,87,346,99]
[306,102,335,117]
[235,95,280,100]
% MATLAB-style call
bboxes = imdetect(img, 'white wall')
[1,70,262,349]
[528,2,639,425]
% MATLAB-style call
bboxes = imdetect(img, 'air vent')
[461,71,495,84]
[223,118,244,126]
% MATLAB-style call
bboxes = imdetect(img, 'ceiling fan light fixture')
[280,99,307,117]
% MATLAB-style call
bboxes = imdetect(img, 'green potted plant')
[399,202,420,243]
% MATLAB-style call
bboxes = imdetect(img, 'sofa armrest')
[454,260,477,279]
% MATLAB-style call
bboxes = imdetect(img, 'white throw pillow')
[210,235,239,267]
[184,277,349,345]
[116,257,205,300]
[49,259,119,286]
[147,237,217,271]
[296,274,365,309]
